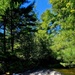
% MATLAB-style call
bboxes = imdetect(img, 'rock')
[12,73,23,75]
[22,69,63,75]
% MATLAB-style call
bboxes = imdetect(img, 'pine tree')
[0,0,37,53]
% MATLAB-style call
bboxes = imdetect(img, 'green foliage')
[1,0,75,73]
[31,10,55,61]
[0,0,38,73]
[60,47,75,67]
[49,0,75,67]
[0,0,10,15]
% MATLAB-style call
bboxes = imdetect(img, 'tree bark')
[11,9,14,52]
[4,16,6,53]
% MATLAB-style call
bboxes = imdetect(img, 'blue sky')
[21,0,52,19]
[35,0,52,19]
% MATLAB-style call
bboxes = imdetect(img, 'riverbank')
[1,67,75,75]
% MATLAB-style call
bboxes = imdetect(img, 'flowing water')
[55,68,75,75]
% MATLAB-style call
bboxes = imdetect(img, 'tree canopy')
[0,0,75,74]
[49,0,75,67]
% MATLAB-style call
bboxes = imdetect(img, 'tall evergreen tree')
[0,0,37,53]
[0,0,38,73]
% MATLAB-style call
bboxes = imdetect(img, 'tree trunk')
[4,16,6,53]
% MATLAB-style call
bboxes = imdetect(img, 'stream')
[3,68,75,75]
[55,68,75,75]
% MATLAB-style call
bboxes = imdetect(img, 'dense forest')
[0,0,75,74]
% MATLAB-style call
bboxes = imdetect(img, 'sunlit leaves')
[60,47,75,67]
[47,1,75,67]
[66,2,71,8]
[70,9,75,13]
[14,43,20,49]
[0,0,10,15]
